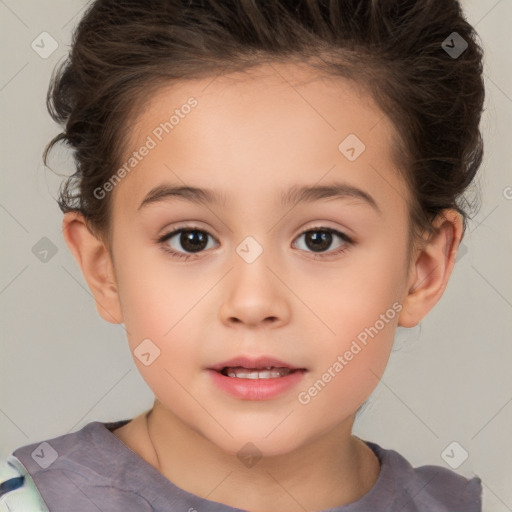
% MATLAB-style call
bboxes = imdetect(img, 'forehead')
[113,61,409,214]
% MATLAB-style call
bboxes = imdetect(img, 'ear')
[62,212,123,324]
[398,209,463,328]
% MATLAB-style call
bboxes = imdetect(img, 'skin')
[62,61,462,511]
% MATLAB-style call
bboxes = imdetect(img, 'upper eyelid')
[159,224,352,244]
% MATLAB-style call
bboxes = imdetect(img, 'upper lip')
[208,355,306,372]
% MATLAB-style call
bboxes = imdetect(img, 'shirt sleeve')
[0,455,49,511]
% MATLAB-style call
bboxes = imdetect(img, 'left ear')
[398,209,463,328]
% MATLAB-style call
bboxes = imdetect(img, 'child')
[1,0,485,510]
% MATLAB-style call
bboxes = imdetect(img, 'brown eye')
[157,225,352,261]
[303,230,333,252]
[176,229,209,252]
[159,227,218,258]
[293,227,352,257]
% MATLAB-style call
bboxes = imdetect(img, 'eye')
[157,226,218,261]
[157,225,353,261]
[293,226,352,258]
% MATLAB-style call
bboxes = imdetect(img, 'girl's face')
[108,62,415,456]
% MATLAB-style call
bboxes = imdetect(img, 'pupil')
[177,229,332,254]
[306,231,331,252]
[181,230,207,252]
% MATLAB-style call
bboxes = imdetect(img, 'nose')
[218,249,291,329]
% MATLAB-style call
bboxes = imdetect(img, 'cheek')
[113,247,212,376]
[116,264,204,406]
[306,244,405,341]
[295,245,405,409]
[295,311,397,425]
[114,244,197,337]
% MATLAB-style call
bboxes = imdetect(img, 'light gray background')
[1,1,511,510]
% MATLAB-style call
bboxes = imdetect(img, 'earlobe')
[398,209,463,328]
[62,212,123,325]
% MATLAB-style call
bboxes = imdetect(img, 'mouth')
[208,355,307,380]
[218,366,299,379]
[207,356,307,400]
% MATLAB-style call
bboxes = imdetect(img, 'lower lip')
[207,369,306,400]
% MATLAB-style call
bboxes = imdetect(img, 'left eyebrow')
[281,182,381,215]
[137,181,381,215]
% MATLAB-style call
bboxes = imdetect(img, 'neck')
[142,400,380,511]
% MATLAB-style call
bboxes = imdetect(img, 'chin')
[200,423,306,460]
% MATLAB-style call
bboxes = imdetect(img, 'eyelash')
[156,224,354,261]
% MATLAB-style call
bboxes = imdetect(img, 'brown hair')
[44,0,485,253]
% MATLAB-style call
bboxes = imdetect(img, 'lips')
[208,355,305,374]
[207,355,307,399]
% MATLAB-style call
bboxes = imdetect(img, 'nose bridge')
[218,232,291,328]
[227,196,281,272]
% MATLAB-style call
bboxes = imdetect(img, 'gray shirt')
[9,420,481,511]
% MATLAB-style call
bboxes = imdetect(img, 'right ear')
[62,212,123,324]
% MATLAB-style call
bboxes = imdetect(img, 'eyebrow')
[138,181,381,214]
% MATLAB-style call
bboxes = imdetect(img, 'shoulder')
[366,441,482,512]
[4,420,132,511]
[10,419,130,471]
[0,455,49,511]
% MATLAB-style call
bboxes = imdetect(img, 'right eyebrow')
[138,184,227,211]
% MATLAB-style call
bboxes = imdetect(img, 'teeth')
[224,367,293,379]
